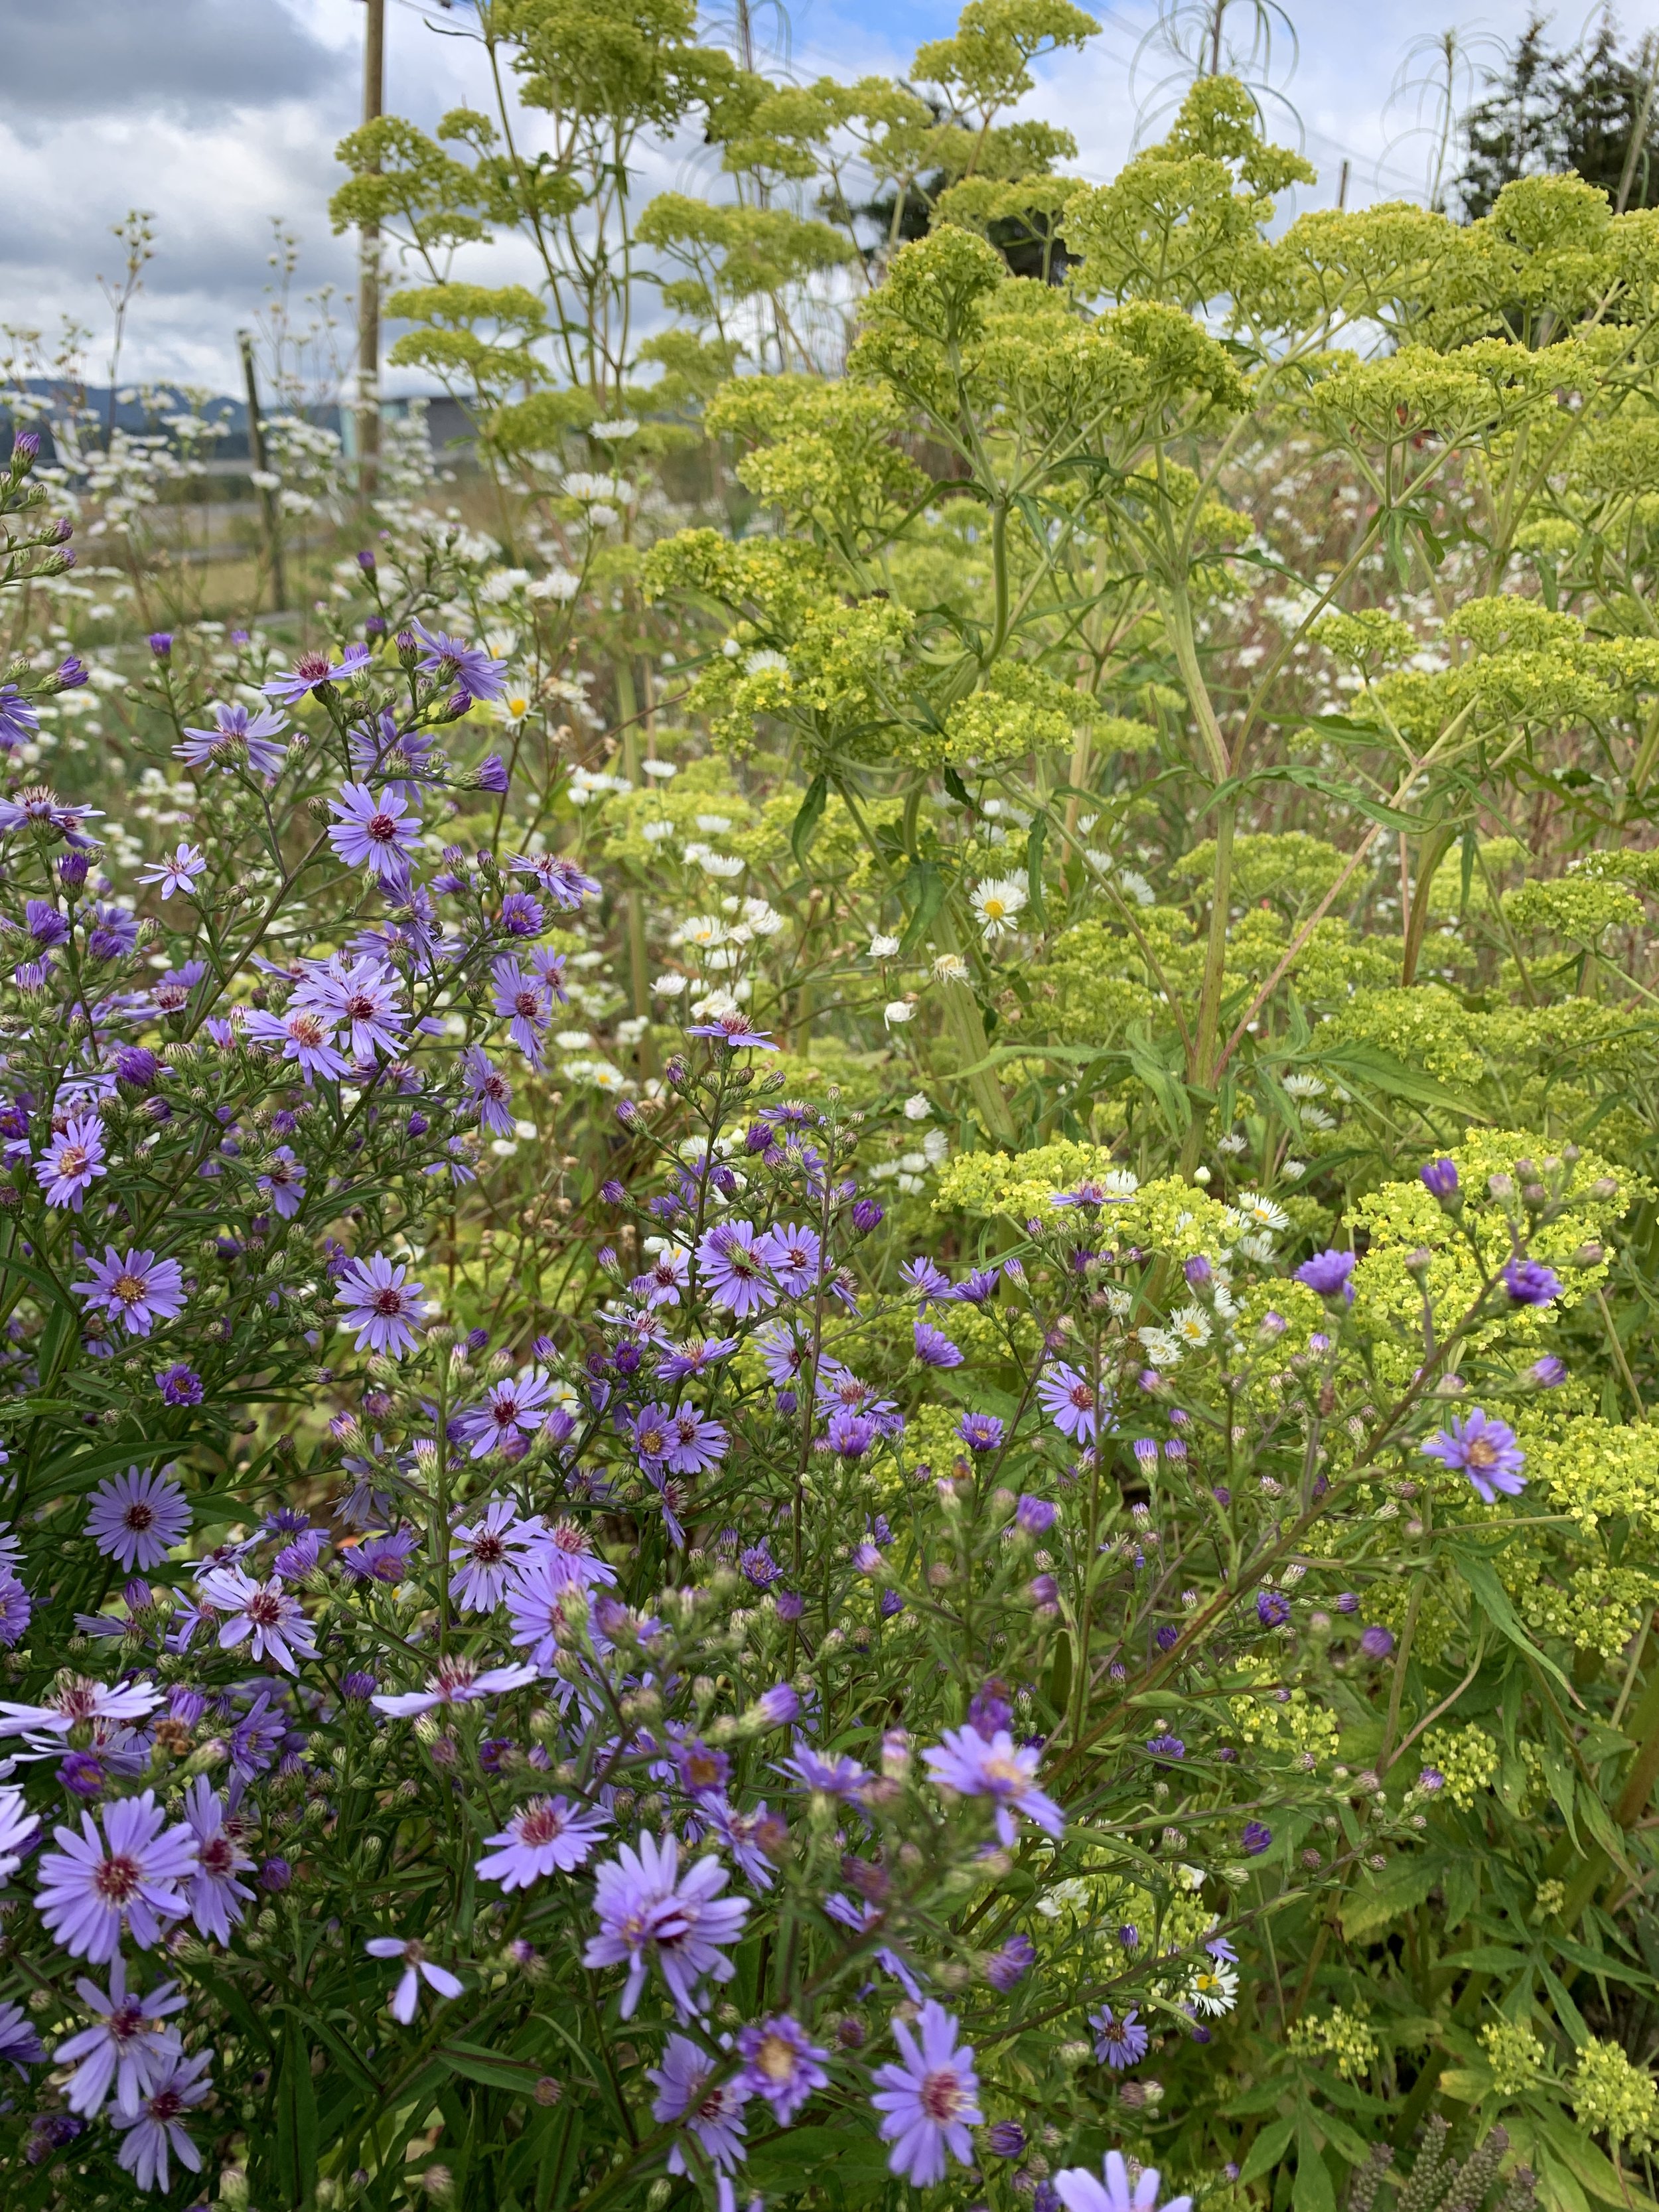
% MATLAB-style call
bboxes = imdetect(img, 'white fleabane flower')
[654,974,688,997]
[698,853,745,879]
[932,953,970,984]
[743,649,789,677]
[743,899,785,936]
[1187,1959,1239,2015]
[1235,1231,1276,1263]
[1217,1132,1248,1155]
[640,757,677,778]
[885,1000,917,1027]
[1282,1159,1308,1180]
[1236,1192,1289,1230]
[695,815,733,834]
[1282,1072,1326,1098]
[1137,1327,1182,1366]
[902,1093,931,1120]
[870,934,901,958]
[526,569,580,602]
[589,417,640,441]
[678,916,725,948]
[1169,1306,1212,1349]
[970,875,1028,940]
[642,820,674,843]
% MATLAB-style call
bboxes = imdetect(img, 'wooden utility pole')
[358,0,386,502]
[239,331,286,616]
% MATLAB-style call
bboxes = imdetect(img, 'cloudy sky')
[0,0,1609,395]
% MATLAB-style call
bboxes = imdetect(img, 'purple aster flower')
[530,1515,616,1591]
[137,842,206,900]
[256,1145,307,1218]
[705,1799,787,1888]
[988,2120,1027,2158]
[175,700,289,777]
[1256,1589,1291,1629]
[1531,1353,1567,1386]
[1242,1820,1273,1855]
[196,1566,318,1672]
[956,1411,1004,1453]
[1360,1625,1395,1658]
[1504,1258,1561,1306]
[664,1404,728,1475]
[492,954,555,1063]
[753,1682,800,1728]
[1052,2152,1192,2212]
[54,1958,184,2117]
[506,849,601,911]
[54,655,88,688]
[952,1266,1001,1305]
[334,1252,426,1357]
[758,1221,822,1297]
[1418,1765,1446,1793]
[180,1776,253,1943]
[448,1498,540,1613]
[411,618,507,703]
[648,2033,749,2175]
[25,897,66,946]
[1037,1363,1105,1442]
[36,1789,196,1962]
[776,1737,869,1800]
[739,2015,830,2122]
[35,1112,106,1211]
[227,1694,285,1780]
[364,1935,464,2024]
[1420,1406,1526,1502]
[504,1552,595,1669]
[0,1999,41,2075]
[259,1857,291,1891]
[459,1366,557,1458]
[148,632,172,658]
[912,1320,962,1368]
[688,1009,778,1051]
[85,903,139,960]
[851,1197,884,1233]
[0,684,39,751]
[1089,2005,1149,2069]
[583,1832,749,2019]
[696,1220,778,1317]
[342,1528,420,1585]
[1420,1157,1460,1200]
[826,1408,877,1457]
[72,1246,185,1339]
[900,1255,952,1305]
[111,2047,214,2193]
[870,2000,982,2187]
[262,642,371,703]
[0,1573,31,1649]
[244,1006,350,1085]
[327,782,421,884]
[155,1363,202,1406]
[1016,1495,1057,1535]
[1295,1248,1356,1301]
[461,1044,514,1137]
[291,952,406,1061]
[1146,1733,1185,1759]
[474,1796,609,1889]
[984,1933,1035,1990]
[923,1726,1063,1846]
[86,1465,190,1571]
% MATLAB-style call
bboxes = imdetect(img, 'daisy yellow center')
[1465,1438,1498,1468]
[755,2034,796,2082]
[113,1274,147,1305]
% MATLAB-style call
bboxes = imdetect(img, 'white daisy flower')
[1283,1072,1326,1098]
[970,875,1028,940]
[1237,1192,1289,1231]
[1170,1305,1212,1349]
[902,1093,931,1120]
[870,934,901,958]
[932,953,970,984]
[885,999,917,1027]
[1187,1961,1239,2016]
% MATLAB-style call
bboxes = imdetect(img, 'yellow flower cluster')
[1480,2018,1547,2096]
[1572,2036,1658,2151]
[1421,1723,1500,1810]
[1287,2006,1378,2082]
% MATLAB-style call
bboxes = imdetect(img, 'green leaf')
[273,2010,319,2208]
[1025,812,1048,928]
[1455,1547,1577,1700]
[1315,1041,1487,1123]
[790,774,828,865]
[1237,2115,1296,2185]
[1294,2115,1336,2212]
[942,765,974,810]
[1339,1854,1442,1942]
[1124,1031,1190,1136]
[747,2124,893,2194]
[439,2040,549,2095]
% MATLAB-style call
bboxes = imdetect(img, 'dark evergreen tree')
[1455,10,1659,220]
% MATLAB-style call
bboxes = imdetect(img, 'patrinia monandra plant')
[3,20,1659,2212]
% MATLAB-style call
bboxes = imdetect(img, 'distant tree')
[1455,10,1659,219]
